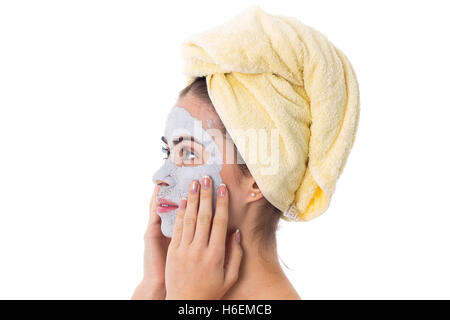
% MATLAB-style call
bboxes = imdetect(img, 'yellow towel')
[181,5,360,221]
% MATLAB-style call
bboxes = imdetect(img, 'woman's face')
[152,92,248,237]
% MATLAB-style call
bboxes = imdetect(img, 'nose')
[152,160,176,186]
[156,179,169,187]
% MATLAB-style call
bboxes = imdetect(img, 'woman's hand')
[165,177,243,300]
[131,185,171,300]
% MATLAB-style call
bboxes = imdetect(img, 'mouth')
[156,198,179,214]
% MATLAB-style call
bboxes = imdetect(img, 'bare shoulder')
[254,281,301,300]
[269,286,301,300]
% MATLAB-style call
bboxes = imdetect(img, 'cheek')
[173,163,223,202]
[219,163,240,190]
[220,164,246,221]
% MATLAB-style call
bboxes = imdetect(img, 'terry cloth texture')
[180,5,360,221]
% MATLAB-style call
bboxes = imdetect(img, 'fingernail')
[179,198,187,209]
[201,176,211,190]
[235,229,241,243]
[190,180,199,194]
[218,183,227,197]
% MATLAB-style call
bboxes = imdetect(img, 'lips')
[156,198,179,214]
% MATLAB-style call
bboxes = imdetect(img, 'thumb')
[224,229,243,288]
[145,185,162,240]
[148,185,161,225]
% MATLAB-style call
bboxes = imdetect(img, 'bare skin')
[132,91,300,300]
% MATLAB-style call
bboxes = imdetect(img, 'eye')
[181,147,196,160]
[162,145,170,159]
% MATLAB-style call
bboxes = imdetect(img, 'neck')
[222,226,293,299]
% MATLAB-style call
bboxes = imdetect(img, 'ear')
[247,179,264,203]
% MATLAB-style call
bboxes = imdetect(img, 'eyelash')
[182,147,196,160]
[162,146,170,159]
[161,144,198,161]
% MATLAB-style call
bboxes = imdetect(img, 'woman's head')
[180,6,360,224]
[152,77,281,248]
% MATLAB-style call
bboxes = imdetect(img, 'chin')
[161,230,173,238]
[160,221,174,238]
[159,210,177,238]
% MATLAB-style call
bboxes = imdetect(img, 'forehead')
[174,93,223,131]
[164,93,223,142]
[165,98,239,164]
[164,105,221,147]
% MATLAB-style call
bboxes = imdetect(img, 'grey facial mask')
[151,106,223,237]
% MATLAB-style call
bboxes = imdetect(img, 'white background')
[1,0,449,299]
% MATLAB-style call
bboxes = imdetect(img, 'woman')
[133,77,301,299]
[133,5,359,300]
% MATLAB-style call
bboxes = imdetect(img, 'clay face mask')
[152,106,223,237]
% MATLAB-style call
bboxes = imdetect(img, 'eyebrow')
[162,135,203,146]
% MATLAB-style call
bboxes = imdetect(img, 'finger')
[224,229,243,288]
[170,198,187,247]
[181,180,200,245]
[209,183,229,249]
[145,185,161,235]
[193,176,213,245]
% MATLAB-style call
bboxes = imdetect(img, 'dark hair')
[179,76,281,249]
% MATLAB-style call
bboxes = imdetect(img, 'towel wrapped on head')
[180,5,360,221]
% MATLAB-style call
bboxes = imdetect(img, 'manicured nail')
[179,198,187,209]
[218,183,227,197]
[201,176,211,190]
[235,229,241,243]
[190,180,199,194]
